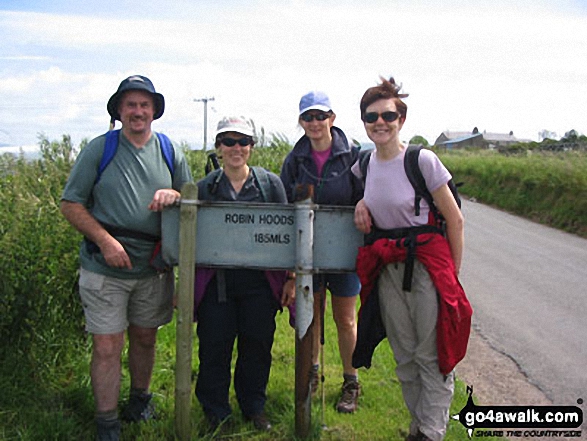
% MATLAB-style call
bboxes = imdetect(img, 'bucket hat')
[107,75,165,121]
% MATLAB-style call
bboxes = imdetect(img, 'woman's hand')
[281,278,296,307]
[354,198,373,234]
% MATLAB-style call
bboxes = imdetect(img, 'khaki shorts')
[78,268,174,334]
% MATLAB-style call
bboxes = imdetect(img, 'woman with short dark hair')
[352,77,471,441]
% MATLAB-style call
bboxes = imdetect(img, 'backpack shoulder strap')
[358,148,373,186]
[155,132,175,176]
[206,168,224,197]
[404,145,435,216]
[96,130,175,185]
[251,166,272,202]
[96,129,121,184]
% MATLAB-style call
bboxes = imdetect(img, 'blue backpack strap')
[155,132,175,176]
[251,166,271,202]
[96,130,174,185]
[96,129,121,184]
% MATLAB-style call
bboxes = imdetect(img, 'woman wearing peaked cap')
[280,91,363,414]
[193,116,295,434]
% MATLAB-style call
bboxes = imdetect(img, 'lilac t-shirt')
[312,146,332,177]
[351,148,451,229]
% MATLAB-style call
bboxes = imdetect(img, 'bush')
[0,135,86,372]
[439,150,587,237]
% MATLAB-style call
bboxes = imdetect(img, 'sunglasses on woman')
[220,137,253,147]
[300,112,331,122]
[362,111,400,124]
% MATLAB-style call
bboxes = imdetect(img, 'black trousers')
[195,269,279,421]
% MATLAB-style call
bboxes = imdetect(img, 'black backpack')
[358,145,462,234]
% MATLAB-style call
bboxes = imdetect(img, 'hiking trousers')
[195,269,279,421]
[378,261,454,441]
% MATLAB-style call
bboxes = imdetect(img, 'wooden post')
[175,182,198,441]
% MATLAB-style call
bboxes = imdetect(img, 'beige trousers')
[378,261,454,441]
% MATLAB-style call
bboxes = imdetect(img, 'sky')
[1,0,587,151]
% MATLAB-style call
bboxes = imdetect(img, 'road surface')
[459,198,587,408]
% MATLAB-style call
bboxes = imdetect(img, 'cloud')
[1,1,586,147]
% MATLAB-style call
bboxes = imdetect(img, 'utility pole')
[194,97,215,150]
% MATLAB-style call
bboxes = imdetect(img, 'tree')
[409,135,430,147]
[561,129,579,142]
[538,129,557,141]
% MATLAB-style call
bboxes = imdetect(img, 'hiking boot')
[121,392,156,422]
[406,430,433,441]
[95,419,120,441]
[246,412,272,432]
[336,379,361,413]
[310,364,319,395]
[205,413,233,437]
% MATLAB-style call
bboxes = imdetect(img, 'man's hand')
[354,199,373,234]
[61,200,133,269]
[99,236,133,269]
[148,189,180,211]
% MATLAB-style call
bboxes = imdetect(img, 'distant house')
[434,127,531,149]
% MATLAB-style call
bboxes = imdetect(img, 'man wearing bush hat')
[61,75,192,441]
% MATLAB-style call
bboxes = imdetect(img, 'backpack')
[358,145,461,233]
[95,129,175,184]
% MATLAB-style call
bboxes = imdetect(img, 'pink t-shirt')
[351,148,451,229]
[312,146,332,177]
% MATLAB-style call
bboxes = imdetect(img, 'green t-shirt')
[62,131,192,278]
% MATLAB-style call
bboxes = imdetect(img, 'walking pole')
[320,286,327,430]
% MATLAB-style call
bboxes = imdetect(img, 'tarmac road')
[458,198,587,407]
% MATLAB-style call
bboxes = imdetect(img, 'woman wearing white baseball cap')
[193,116,295,434]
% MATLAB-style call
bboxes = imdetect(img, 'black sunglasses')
[220,137,252,147]
[300,112,331,122]
[362,111,400,124]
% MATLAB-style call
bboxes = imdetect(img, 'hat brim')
[215,127,255,138]
[107,90,165,121]
[299,104,332,115]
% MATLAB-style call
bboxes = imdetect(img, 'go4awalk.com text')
[452,386,583,438]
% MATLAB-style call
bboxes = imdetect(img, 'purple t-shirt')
[351,148,451,229]
[312,146,332,177]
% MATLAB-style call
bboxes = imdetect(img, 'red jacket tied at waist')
[353,233,472,375]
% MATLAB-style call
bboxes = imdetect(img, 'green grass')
[0,301,498,441]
